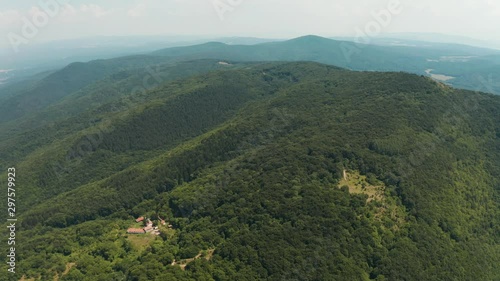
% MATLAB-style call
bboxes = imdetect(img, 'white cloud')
[55,4,83,24]
[486,0,500,15]
[127,3,146,18]
[0,9,21,26]
[80,4,112,18]
[61,4,77,17]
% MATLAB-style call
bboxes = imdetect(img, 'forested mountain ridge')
[1,35,498,134]
[1,62,308,215]
[0,55,228,131]
[0,36,498,168]
[0,62,499,280]
[0,60,248,169]
[0,56,159,123]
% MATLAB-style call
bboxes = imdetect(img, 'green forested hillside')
[0,60,248,167]
[2,35,498,141]
[0,62,499,280]
[0,55,178,126]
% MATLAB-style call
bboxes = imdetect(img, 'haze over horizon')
[1,0,500,51]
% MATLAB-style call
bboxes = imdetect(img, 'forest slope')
[0,62,499,280]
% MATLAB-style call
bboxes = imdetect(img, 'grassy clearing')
[171,249,216,270]
[338,170,384,202]
[127,234,156,252]
[339,170,406,231]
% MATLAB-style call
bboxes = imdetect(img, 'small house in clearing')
[127,228,146,234]
[128,215,164,235]
[158,216,166,225]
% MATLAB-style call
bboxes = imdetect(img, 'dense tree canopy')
[0,62,499,280]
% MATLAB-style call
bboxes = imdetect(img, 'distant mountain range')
[1,35,499,113]
[152,35,500,93]
[378,32,500,50]
[2,33,499,89]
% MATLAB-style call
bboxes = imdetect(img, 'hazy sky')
[1,0,499,48]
